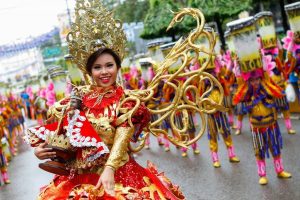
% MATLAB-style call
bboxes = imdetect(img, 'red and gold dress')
[25,84,185,200]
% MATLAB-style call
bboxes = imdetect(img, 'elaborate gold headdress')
[66,0,127,78]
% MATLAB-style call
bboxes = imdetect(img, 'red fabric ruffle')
[83,86,123,118]
[38,158,184,200]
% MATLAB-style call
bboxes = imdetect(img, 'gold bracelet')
[105,165,116,173]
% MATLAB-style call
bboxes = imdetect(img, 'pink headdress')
[282,30,300,52]
[189,60,200,71]
[38,88,47,99]
[147,66,155,80]
[1,94,7,102]
[130,66,138,77]
[223,50,233,71]
[262,47,279,56]
[65,79,72,97]
[214,55,224,74]
[46,82,56,106]
[223,50,231,62]
[26,86,34,100]
[123,72,131,82]
[262,55,275,76]
[241,68,264,81]
[7,92,16,101]
[232,59,241,77]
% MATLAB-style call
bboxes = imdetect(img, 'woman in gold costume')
[26,47,185,200]
[25,0,229,198]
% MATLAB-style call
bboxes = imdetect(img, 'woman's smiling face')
[91,53,119,88]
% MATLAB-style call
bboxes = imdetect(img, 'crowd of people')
[0,81,57,187]
[0,94,25,186]
[120,8,300,186]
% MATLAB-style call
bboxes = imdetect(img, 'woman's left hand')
[95,166,115,196]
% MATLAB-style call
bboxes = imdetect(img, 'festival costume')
[203,54,239,167]
[232,59,247,134]
[215,51,236,128]
[229,16,292,185]
[34,89,48,126]
[177,88,199,157]
[16,98,25,131]
[145,83,168,150]
[13,97,26,135]
[0,103,12,164]
[25,87,36,120]
[124,65,165,150]
[206,88,240,168]
[179,118,199,157]
[255,11,296,135]
[0,111,10,185]
[145,43,173,151]
[160,76,199,156]
[2,103,20,157]
[284,2,300,102]
[224,30,246,135]
[196,27,238,165]
[146,81,169,150]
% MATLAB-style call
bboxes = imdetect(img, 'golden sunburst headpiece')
[66,0,127,76]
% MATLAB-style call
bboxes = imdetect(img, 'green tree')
[188,0,252,49]
[102,0,119,10]
[141,0,188,41]
[114,0,150,23]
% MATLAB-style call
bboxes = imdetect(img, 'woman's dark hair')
[86,47,122,74]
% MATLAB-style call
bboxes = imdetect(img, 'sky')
[0,0,75,45]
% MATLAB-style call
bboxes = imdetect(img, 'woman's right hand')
[95,166,115,197]
[34,142,56,160]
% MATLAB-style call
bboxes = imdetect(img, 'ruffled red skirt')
[38,158,185,200]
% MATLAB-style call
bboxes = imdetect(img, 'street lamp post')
[65,0,72,27]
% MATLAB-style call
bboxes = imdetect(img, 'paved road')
[1,115,300,200]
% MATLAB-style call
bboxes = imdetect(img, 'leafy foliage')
[114,0,150,23]
[141,0,188,40]
[188,0,252,18]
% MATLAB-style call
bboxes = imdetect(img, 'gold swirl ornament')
[118,8,226,152]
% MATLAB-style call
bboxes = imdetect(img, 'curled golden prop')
[125,8,226,151]
[128,131,148,153]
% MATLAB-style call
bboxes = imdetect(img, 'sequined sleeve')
[105,126,134,170]
[105,99,151,170]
